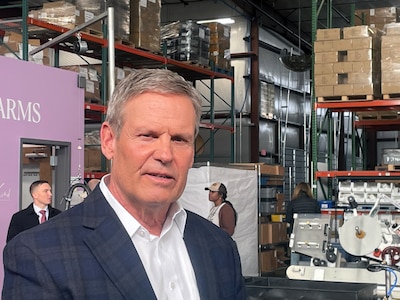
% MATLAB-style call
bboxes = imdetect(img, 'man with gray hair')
[3,68,246,299]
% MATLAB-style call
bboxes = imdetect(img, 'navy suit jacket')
[6,203,61,242]
[2,187,246,299]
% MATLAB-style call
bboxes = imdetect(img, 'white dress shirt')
[99,175,200,300]
[33,204,48,223]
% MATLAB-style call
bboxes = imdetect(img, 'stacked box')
[61,65,101,103]
[161,20,210,66]
[382,148,400,165]
[314,25,381,99]
[260,81,275,119]
[29,1,130,41]
[259,250,278,273]
[381,23,400,96]
[207,22,231,70]
[130,0,161,52]
[28,1,77,29]
[259,222,287,244]
[0,31,54,65]
[355,7,399,31]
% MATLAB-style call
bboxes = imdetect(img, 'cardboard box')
[314,63,334,75]
[276,193,286,213]
[75,9,102,33]
[385,23,400,35]
[333,61,353,73]
[347,49,372,62]
[84,147,111,172]
[382,82,400,94]
[334,84,353,96]
[355,7,398,30]
[314,51,339,63]
[351,37,373,49]
[382,47,400,60]
[229,163,284,176]
[382,35,400,48]
[343,25,373,39]
[315,85,334,97]
[314,74,338,86]
[352,83,375,95]
[61,66,101,102]
[313,40,333,52]
[348,72,372,84]
[30,1,76,29]
[259,222,287,244]
[3,31,41,45]
[130,0,161,52]
[353,61,373,73]
[316,28,341,41]
[259,250,278,273]
[332,39,352,51]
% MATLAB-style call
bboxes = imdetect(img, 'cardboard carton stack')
[355,7,399,31]
[130,0,161,52]
[29,1,77,29]
[381,23,400,97]
[161,20,210,66]
[29,0,131,42]
[207,22,231,71]
[0,31,53,65]
[61,65,101,103]
[314,25,381,101]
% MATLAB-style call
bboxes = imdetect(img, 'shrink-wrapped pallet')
[314,25,381,101]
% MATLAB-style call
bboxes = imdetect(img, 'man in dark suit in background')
[2,69,246,299]
[6,179,61,242]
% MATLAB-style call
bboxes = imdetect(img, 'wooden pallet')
[180,60,211,70]
[388,164,400,171]
[317,94,374,102]
[357,111,400,120]
[81,28,103,37]
[383,93,400,100]
[116,39,135,47]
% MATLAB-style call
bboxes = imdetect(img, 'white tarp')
[178,165,259,276]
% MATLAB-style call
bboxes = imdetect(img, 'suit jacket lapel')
[184,213,219,299]
[82,191,157,300]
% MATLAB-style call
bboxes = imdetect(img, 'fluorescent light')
[197,18,235,25]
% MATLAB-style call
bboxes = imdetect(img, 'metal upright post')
[108,7,115,100]
[311,0,317,198]
[22,0,28,61]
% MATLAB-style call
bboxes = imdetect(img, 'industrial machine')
[286,195,400,299]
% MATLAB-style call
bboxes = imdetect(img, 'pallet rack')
[0,3,236,178]
[314,99,400,200]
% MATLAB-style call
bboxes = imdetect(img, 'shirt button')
[139,230,145,237]
[169,282,175,290]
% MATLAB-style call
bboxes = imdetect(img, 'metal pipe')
[108,7,115,100]
[29,11,108,56]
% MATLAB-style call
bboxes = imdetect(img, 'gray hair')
[105,68,202,137]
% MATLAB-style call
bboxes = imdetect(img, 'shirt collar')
[33,203,47,214]
[99,174,187,238]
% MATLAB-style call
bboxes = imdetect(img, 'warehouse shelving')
[310,0,400,200]
[315,99,400,199]
[2,9,236,178]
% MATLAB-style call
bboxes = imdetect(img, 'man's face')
[32,183,52,208]
[101,92,196,210]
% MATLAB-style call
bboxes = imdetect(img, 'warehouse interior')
[2,0,400,298]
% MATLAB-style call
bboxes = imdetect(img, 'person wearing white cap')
[205,182,237,236]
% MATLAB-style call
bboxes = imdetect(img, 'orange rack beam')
[315,99,400,112]
[316,170,400,178]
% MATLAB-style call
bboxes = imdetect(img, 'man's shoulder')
[186,210,232,237]
[11,203,34,217]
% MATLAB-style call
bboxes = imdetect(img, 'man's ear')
[100,122,115,161]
